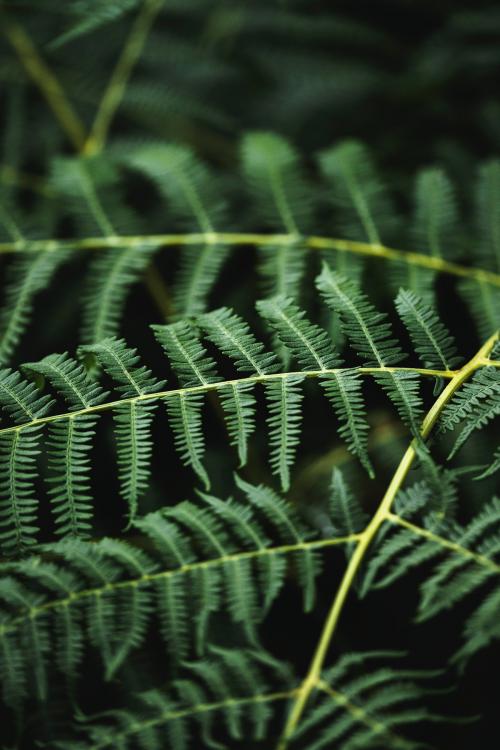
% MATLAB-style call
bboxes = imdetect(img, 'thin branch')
[0,232,498,288]
[0,534,359,636]
[386,512,500,574]
[1,14,87,151]
[83,0,164,155]
[277,330,499,749]
[0,365,458,439]
[86,690,298,750]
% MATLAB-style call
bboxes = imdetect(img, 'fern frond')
[60,648,288,750]
[329,467,368,538]
[81,243,159,343]
[152,321,220,387]
[317,265,423,433]
[235,476,321,611]
[0,484,342,702]
[395,289,461,372]
[80,337,164,397]
[199,306,279,375]
[318,139,396,245]
[0,425,42,554]
[292,651,440,750]
[316,265,404,367]
[457,278,500,339]
[46,415,97,538]
[22,352,108,409]
[265,375,305,493]
[411,167,459,259]
[80,338,165,522]
[257,295,373,474]
[241,132,314,235]
[172,243,231,320]
[365,490,500,665]
[475,445,500,479]
[257,295,339,371]
[440,367,500,457]
[476,159,500,272]
[124,142,227,234]
[257,241,307,302]
[0,366,53,424]
[0,251,67,364]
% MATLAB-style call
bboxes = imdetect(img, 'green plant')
[0,2,499,749]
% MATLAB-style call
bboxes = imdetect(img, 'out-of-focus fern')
[0,4,499,748]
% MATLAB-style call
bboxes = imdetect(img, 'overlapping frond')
[440,367,500,457]
[0,484,335,707]
[363,487,500,665]
[55,648,289,750]
[0,283,494,552]
[291,651,442,750]
[318,139,397,245]
[317,265,423,434]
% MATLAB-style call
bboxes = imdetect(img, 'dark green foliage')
[0,2,499,749]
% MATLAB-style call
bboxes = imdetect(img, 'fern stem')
[316,679,409,744]
[386,513,500,573]
[83,0,164,156]
[0,366,459,439]
[86,690,299,750]
[1,15,87,151]
[0,232,498,287]
[0,534,359,636]
[277,330,499,749]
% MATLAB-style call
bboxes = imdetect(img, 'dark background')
[0,1,499,747]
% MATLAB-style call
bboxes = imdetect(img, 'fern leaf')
[241,132,314,235]
[475,446,500,479]
[199,493,286,614]
[257,241,307,301]
[411,167,459,259]
[476,159,500,272]
[218,382,256,467]
[152,321,220,387]
[0,425,43,554]
[166,392,210,490]
[321,369,374,475]
[98,539,155,679]
[0,251,67,364]
[80,337,165,397]
[317,265,422,433]
[199,306,278,375]
[235,476,321,611]
[80,338,166,521]
[316,265,405,367]
[440,367,500,457]
[0,578,49,701]
[329,467,368,537]
[46,415,97,538]
[318,139,396,244]
[292,651,439,750]
[65,649,282,749]
[365,491,500,665]
[0,608,26,707]
[0,367,54,423]
[265,375,304,492]
[22,352,108,410]
[14,559,84,682]
[395,289,461,371]
[173,244,231,320]
[124,142,227,233]
[257,295,340,371]
[258,295,373,473]
[81,243,159,343]
[457,278,500,339]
